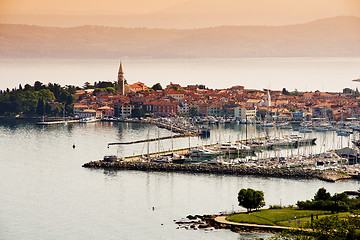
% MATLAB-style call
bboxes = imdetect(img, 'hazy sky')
[1,0,359,27]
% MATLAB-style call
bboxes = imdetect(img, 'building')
[234,106,257,122]
[78,109,102,119]
[246,99,264,107]
[178,102,189,115]
[98,106,114,118]
[292,112,304,121]
[264,90,271,107]
[129,82,149,92]
[115,103,133,118]
[167,90,185,101]
[73,103,89,116]
[153,101,177,116]
[207,104,221,116]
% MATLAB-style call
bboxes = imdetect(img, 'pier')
[103,118,199,135]
[108,134,195,146]
[36,119,80,125]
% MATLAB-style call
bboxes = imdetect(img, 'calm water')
[1,58,360,91]
[1,120,359,240]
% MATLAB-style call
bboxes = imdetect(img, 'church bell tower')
[117,61,125,95]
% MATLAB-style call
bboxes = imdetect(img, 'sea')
[1,119,359,240]
[0,58,360,92]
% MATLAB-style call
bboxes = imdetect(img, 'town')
[73,62,360,123]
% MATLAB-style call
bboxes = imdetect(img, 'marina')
[79,116,360,176]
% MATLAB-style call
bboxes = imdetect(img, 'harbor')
[34,114,360,181]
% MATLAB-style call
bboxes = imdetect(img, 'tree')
[105,87,116,93]
[189,107,199,117]
[151,83,162,91]
[238,188,265,212]
[282,88,289,95]
[131,108,145,118]
[83,81,93,89]
[171,85,179,91]
[34,81,44,91]
[36,97,45,116]
[314,188,331,201]
[95,81,114,89]
[312,215,356,240]
[24,84,33,91]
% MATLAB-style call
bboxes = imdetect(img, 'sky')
[0,0,359,27]
[0,0,185,14]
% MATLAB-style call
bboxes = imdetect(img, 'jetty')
[108,134,195,146]
[36,119,80,125]
[82,160,351,182]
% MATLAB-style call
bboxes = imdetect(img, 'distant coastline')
[1,16,359,59]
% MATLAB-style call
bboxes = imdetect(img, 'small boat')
[198,157,224,165]
[198,125,210,137]
[190,147,222,158]
[337,130,350,136]
[313,126,328,132]
[80,117,98,123]
[279,122,292,130]
[219,143,251,151]
[103,155,118,162]
[150,156,172,163]
[261,122,274,127]
[299,128,312,133]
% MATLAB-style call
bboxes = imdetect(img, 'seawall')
[82,161,351,182]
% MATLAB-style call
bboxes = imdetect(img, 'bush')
[269,205,284,209]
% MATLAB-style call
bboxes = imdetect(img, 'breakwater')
[82,161,350,182]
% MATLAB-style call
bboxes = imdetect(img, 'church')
[117,61,148,94]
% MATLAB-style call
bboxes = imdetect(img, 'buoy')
[72,144,76,149]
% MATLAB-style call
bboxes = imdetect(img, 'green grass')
[226,208,339,228]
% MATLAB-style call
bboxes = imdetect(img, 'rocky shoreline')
[82,160,351,182]
[175,214,282,234]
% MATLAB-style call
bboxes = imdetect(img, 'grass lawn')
[225,208,349,228]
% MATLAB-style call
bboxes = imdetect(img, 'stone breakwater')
[82,161,351,182]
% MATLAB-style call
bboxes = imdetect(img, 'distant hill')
[0,16,359,58]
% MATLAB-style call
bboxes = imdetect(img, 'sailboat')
[62,106,67,126]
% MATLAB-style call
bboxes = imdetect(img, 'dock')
[107,134,196,146]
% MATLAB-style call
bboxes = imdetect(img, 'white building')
[234,107,257,122]
[177,102,189,115]
[119,104,133,118]
[78,109,102,119]
[264,90,271,107]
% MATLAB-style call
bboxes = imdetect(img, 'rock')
[198,224,208,229]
